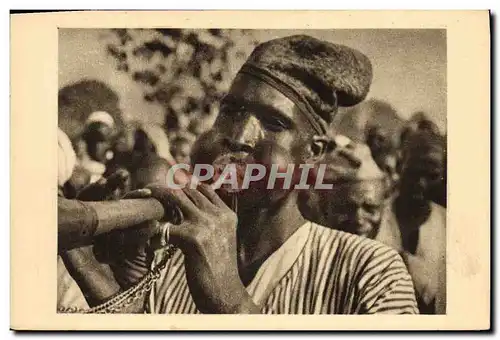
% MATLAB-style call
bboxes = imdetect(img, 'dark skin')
[130,155,171,190]
[171,138,192,165]
[142,73,331,313]
[393,133,445,313]
[309,179,386,238]
[83,122,114,163]
[60,171,149,312]
[395,138,445,254]
[213,76,326,276]
[63,74,331,314]
[133,129,156,156]
[63,165,91,199]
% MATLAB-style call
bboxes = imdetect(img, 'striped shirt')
[148,222,418,314]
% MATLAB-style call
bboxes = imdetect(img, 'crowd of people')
[57,34,447,315]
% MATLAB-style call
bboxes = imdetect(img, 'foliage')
[104,29,260,139]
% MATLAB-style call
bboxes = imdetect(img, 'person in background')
[79,111,117,183]
[105,121,139,176]
[63,165,92,199]
[398,114,446,207]
[365,126,399,198]
[59,158,169,313]
[170,133,195,165]
[58,128,78,197]
[58,126,136,311]
[400,112,441,146]
[397,115,447,208]
[300,139,388,240]
[376,129,446,314]
[132,123,177,166]
[130,156,172,191]
[57,127,90,311]
[429,141,447,208]
[125,122,189,191]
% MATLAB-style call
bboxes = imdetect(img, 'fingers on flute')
[146,184,199,218]
[182,187,214,210]
[196,182,226,207]
[122,188,152,199]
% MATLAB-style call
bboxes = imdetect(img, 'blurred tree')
[104,29,260,140]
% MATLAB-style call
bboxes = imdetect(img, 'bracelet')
[160,223,171,247]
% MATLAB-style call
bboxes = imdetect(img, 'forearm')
[60,247,121,307]
[214,287,261,314]
[58,197,163,252]
[61,248,148,313]
[231,295,261,314]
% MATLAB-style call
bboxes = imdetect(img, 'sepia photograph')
[10,10,490,331]
[57,28,447,315]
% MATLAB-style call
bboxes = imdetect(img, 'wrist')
[224,288,260,314]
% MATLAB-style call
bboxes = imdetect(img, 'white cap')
[85,111,115,128]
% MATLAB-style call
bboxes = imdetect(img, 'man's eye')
[260,116,288,132]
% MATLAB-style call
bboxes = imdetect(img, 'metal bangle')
[160,223,171,247]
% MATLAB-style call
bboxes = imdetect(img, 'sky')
[248,29,447,132]
[59,29,446,133]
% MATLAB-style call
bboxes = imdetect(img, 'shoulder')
[307,222,404,273]
[309,222,399,257]
[306,223,418,314]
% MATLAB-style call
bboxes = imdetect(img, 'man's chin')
[216,186,276,210]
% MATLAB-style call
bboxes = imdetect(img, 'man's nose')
[223,115,263,152]
[354,207,366,223]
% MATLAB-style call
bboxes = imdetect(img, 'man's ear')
[308,135,334,162]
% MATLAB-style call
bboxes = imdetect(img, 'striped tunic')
[148,222,418,314]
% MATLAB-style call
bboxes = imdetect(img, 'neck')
[236,192,306,274]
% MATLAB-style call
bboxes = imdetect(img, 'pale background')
[59,28,446,133]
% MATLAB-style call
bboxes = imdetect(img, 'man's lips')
[211,153,253,193]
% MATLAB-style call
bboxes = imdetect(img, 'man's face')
[191,73,318,208]
[88,140,112,163]
[316,180,385,237]
[85,123,114,163]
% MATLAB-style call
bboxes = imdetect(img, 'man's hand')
[145,182,260,314]
[95,188,156,289]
